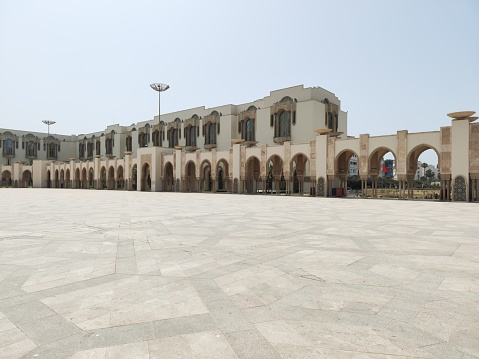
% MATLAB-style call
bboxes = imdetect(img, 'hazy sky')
[1,0,478,165]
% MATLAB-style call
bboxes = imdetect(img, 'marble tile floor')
[0,189,478,358]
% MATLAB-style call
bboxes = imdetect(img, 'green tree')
[425,169,435,182]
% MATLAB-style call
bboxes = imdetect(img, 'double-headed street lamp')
[42,120,56,137]
[150,83,170,122]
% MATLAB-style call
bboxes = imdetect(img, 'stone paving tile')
[0,190,477,359]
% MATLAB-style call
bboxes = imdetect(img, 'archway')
[368,147,397,198]
[22,170,32,188]
[117,166,124,190]
[245,156,260,194]
[185,161,196,192]
[164,162,174,192]
[200,160,212,191]
[216,159,229,192]
[65,169,71,188]
[54,170,59,188]
[60,169,65,188]
[81,168,87,189]
[108,166,115,190]
[131,164,137,190]
[100,167,107,189]
[334,149,359,197]
[266,155,284,195]
[141,163,151,191]
[89,168,94,189]
[75,168,80,189]
[47,170,51,188]
[291,153,310,195]
[407,145,440,200]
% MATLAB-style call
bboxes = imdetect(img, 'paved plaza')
[0,190,478,359]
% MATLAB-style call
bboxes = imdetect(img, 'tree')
[425,169,435,182]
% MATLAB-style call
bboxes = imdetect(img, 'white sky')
[1,0,478,166]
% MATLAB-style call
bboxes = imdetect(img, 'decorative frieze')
[396,130,407,175]
[359,134,369,176]
[327,137,335,176]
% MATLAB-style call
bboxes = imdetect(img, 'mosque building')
[1,85,477,201]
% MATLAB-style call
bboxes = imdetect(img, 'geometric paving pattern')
[0,189,478,358]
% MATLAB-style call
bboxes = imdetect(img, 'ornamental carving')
[310,140,316,178]
[441,126,451,144]
[240,146,246,177]
[441,127,452,174]
[441,152,451,174]
[261,145,267,177]
[229,148,233,178]
[359,134,369,176]
[211,149,217,177]
[470,124,479,172]
[317,177,325,197]
[284,142,291,174]
[240,106,257,122]
[184,114,200,127]
[396,130,407,175]
[453,176,466,201]
[270,99,296,115]
[327,137,335,175]
[203,111,220,124]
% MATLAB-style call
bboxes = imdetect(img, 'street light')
[42,120,56,137]
[150,83,170,122]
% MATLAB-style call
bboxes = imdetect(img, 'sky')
[1,0,478,166]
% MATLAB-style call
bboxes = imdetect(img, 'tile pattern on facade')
[0,190,478,358]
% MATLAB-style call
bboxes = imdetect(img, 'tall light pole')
[150,83,170,122]
[42,120,56,137]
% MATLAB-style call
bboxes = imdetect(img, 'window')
[206,123,216,145]
[48,143,57,159]
[87,142,93,158]
[26,142,37,157]
[106,138,113,155]
[126,136,132,152]
[245,118,255,141]
[169,128,178,148]
[4,139,14,156]
[152,130,160,146]
[278,111,291,138]
[96,141,101,155]
[138,133,148,148]
[186,125,196,146]
[79,143,85,159]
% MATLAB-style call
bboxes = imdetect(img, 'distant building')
[415,161,440,180]
[349,155,358,176]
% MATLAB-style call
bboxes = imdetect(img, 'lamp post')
[150,83,170,123]
[42,120,56,137]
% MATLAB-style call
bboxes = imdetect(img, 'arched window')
[48,143,58,159]
[106,138,113,155]
[169,128,178,148]
[26,142,36,157]
[96,140,101,155]
[279,111,291,138]
[87,142,93,158]
[5,139,14,155]
[79,143,85,159]
[245,118,255,141]
[207,123,216,145]
[189,125,196,146]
